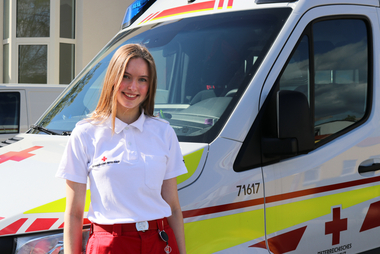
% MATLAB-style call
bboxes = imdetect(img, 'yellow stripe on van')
[24,189,91,214]
[177,148,204,185]
[184,208,265,253]
[266,184,380,234]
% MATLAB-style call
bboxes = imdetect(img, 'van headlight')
[14,229,89,254]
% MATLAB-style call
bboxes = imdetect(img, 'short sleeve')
[164,126,188,180]
[55,125,89,184]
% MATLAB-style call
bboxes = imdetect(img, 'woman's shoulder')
[75,118,97,130]
[145,115,169,127]
[71,118,106,137]
[145,116,177,136]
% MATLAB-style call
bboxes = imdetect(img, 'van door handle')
[358,163,380,173]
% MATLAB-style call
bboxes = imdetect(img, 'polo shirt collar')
[112,111,146,134]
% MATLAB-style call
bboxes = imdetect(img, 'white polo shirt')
[56,112,187,224]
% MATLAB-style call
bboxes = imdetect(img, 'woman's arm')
[64,180,87,254]
[161,177,186,254]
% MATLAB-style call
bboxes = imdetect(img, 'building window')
[16,0,50,37]
[60,43,75,84]
[19,45,47,83]
[3,0,76,84]
[60,0,75,39]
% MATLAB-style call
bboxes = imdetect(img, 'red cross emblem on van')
[0,146,43,164]
[325,207,347,245]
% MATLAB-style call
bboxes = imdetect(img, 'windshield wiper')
[30,125,70,136]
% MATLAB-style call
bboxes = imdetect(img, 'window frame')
[276,15,373,152]
[234,15,373,172]
[308,15,373,148]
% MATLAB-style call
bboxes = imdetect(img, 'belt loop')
[157,218,164,231]
[113,224,122,236]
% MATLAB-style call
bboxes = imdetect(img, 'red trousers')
[86,218,179,254]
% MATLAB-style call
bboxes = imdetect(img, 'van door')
[259,5,380,254]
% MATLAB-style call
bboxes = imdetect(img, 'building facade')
[1,0,131,85]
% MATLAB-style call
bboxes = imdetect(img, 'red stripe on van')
[26,218,59,232]
[0,218,28,235]
[360,200,380,232]
[141,11,160,23]
[153,1,216,20]
[183,176,380,218]
[218,0,224,9]
[250,226,307,253]
[182,198,265,218]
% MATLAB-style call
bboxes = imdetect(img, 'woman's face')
[116,57,149,123]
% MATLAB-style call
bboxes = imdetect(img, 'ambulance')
[1,0,380,253]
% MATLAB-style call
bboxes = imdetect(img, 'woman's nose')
[128,79,137,91]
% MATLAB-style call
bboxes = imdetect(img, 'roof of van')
[124,0,379,30]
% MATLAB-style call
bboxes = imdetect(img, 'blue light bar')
[121,0,156,29]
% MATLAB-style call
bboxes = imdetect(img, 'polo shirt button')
[125,127,129,130]
[128,142,132,146]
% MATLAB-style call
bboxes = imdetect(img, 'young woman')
[56,44,187,254]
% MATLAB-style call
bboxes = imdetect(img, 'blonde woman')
[56,44,187,254]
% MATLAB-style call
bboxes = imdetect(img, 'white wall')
[77,0,133,73]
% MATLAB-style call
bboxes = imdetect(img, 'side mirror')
[262,90,314,156]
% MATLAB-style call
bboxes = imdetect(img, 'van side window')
[0,92,20,134]
[279,18,369,145]
[279,35,310,102]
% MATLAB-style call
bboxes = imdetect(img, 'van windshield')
[35,8,291,142]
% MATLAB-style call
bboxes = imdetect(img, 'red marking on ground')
[26,218,59,232]
[0,146,43,164]
[325,207,347,245]
[0,218,28,236]
[360,200,380,232]
[250,226,307,253]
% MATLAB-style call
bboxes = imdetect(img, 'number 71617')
[236,183,260,196]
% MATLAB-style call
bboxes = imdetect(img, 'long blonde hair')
[90,44,157,131]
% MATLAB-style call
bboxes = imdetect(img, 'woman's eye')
[140,78,148,82]
[123,75,130,79]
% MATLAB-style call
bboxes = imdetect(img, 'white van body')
[0,84,67,141]
[1,0,379,253]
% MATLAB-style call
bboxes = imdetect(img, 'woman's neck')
[116,107,141,124]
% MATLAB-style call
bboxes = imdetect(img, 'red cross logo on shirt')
[0,146,43,164]
[102,156,107,162]
[325,207,347,245]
